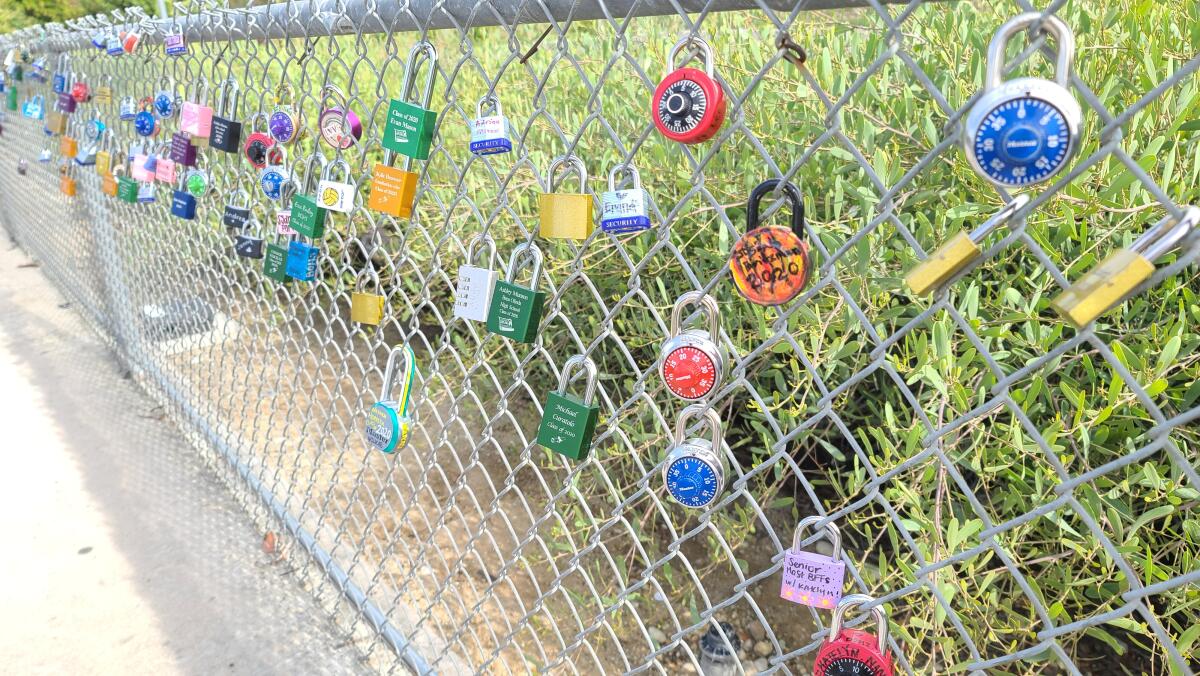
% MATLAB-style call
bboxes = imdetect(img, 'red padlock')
[242,113,276,170]
[651,35,727,144]
[71,81,90,103]
[813,595,895,676]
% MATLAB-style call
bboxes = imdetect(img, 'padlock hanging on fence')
[812,595,896,676]
[153,76,178,119]
[539,155,593,240]
[662,405,727,509]
[486,242,546,343]
[600,163,652,234]
[780,516,846,610]
[290,153,330,239]
[651,34,727,144]
[729,179,812,306]
[369,42,437,219]
[209,78,242,153]
[242,113,275,169]
[318,84,362,150]
[659,291,726,401]
[454,233,499,323]
[469,94,512,155]
[268,83,301,144]
[364,344,418,454]
[536,355,601,461]
[262,229,293,281]
[180,77,213,140]
[171,170,197,221]
[963,13,1081,188]
[904,195,1029,296]
[350,267,386,326]
[1051,206,1200,328]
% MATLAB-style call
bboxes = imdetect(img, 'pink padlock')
[131,154,154,182]
[780,515,846,611]
[180,79,213,138]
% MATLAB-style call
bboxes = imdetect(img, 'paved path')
[0,238,370,675]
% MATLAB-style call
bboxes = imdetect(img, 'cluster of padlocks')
[2,10,1197,673]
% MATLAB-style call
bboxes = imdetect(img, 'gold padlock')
[905,195,1028,296]
[47,110,68,135]
[350,267,386,325]
[539,154,594,240]
[59,163,77,197]
[1051,206,1200,328]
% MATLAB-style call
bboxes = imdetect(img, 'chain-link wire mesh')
[1,1,1198,674]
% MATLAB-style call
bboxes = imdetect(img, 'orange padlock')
[101,171,118,197]
[59,164,77,197]
[367,150,418,218]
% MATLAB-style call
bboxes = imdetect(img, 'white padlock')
[601,163,652,233]
[469,95,513,155]
[454,234,499,322]
[316,158,357,213]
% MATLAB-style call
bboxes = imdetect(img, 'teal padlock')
[364,344,418,454]
[537,355,601,460]
[486,243,546,343]
[382,41,438,161]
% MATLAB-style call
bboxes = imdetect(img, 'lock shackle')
[322,83,349,108]
[323,157,353,183]
[476,94,502,119]
[354,265,382,293]
[380,344,417,416]
[967,193,1030,241]
[669,291,720,339]
[828,594,889,655]
[112,164,127,178]
[985,12,1074,90]
[229,187,251,208]
[790,515,842,558]
[401,41,438,109]
[247,111,269,134]
[505,242,543,289]
[465,233,497,270]
[547,155,587,194]
[607,163,641,193]
[273,82,296,106]
[1132,206,1200,262]
[186,76,209,106]
[301,153,326,192]
[666,35,714,79]
[557,355,598,405]
[747,179,804,238]
[157,75,174,93]
[216,77,239,118]
[673,404,723,451]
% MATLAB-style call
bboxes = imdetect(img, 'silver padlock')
[662,405,727,510]
[658,291,726,401]
[364,344,417,454]
[964,12,1082,187]
[454,233,499,323]
[601,163,652,233]
[470,94,513,155]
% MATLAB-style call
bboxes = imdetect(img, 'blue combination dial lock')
[964,13,1081,188]
[663,405,727,510]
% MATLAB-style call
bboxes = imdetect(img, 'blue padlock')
[153,77,176,118]
[171,174,197,220]
[51,54,68,93]
[134,98,158,138]
[286,240,320,281]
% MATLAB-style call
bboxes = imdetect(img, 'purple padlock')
[780,516,846,610]
[57,91,77,114]
[169,131,197,166]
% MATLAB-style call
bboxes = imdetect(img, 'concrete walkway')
[0,239,369,675]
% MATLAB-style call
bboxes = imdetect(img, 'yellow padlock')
[46,110,67,135]
[350,267,386,325]
[367,150,419,218]
[1051,206,1199,328]
[59,163,77,197]
[539,154,593,240]
[905,195,1028,296]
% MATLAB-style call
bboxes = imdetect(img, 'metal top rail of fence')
[1,0,1198,674]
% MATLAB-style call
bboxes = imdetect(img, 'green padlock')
[537,355,601,460]
[486,242,546,343]
[290,155,327,238]
[117,170,138,204]
[263,233,292,283]
[382,41,438,161]
[5,86,17,111]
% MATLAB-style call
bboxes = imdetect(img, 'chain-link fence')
[1,0,1199,674]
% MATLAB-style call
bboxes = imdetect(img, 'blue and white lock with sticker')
[662,405,727,510]
[364,344,418,454]
[601,163,652,233]
[470,95,512,155]
[964,13,1081,188]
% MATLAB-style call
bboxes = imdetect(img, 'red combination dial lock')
[659,291,726,401]
[814,595,896,676]
[651,36,727,144]
[242,113,276,170]
[70,81,90,103]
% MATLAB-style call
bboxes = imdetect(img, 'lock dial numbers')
[971,97,1071,186]
[662,346,717,400]
[657,80,707,135]
[819,657,883,676]
[651,67,727,144]
[664,455,721,509]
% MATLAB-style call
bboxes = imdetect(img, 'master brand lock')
[170,173,197,220]
[659,291,726,401]
[813,595,896,676]
[209,78,242,153]
[318,84,362,149]
[652,35,727,144]
[600,163,651,233]
[184,166,208,198]
[242,113,274,169]
[223,189,252,230]
[367,149,419,218]
[316,159,357,213]
[350,268,386,325]
[454,233,498,323]
[662,405,727,509]
[59,130,78,159]
[130,152,154,182]
[70,81,89,104]
[93,76,113,106]
[268,83,300,144]
[780,516,846,610]
[539,155,593,240]
[964,13,1081,187]
[137,181,157,204]
[1051,206,1200,328]
[262,232,292,281]
[290,154,329,238]
[134,97,159,137]
[118,95,137,120]
[259,146,292,201]
[235,216,266,259]
[904,195,1029,296]
[153,77,177,118]
[383,41,438,161]
[164,33,188,57]
[536,355,601,461]
[59,163,77,197]
[364,344,418,454]
[486,243,546,343]
[46,109,68,134]
[286,238,320,282]
[470,94,512,155]
[729,179,811,306]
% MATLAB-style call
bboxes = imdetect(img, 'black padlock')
[234,214,265,259]
[223,188,251,230]
[209,78,242,154]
